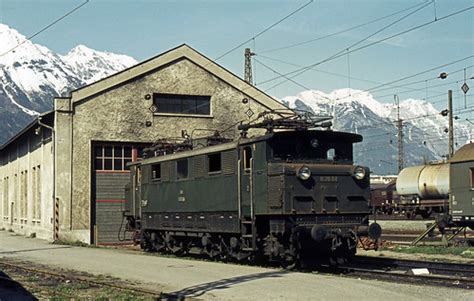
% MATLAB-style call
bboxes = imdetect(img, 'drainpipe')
[37,116,56,241]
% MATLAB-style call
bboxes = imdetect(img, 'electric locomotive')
[123,112,381,266]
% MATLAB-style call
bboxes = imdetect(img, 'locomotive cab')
[238,130,377,261]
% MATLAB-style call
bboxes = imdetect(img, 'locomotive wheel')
[140,231,154,252]
[280,254,298,270]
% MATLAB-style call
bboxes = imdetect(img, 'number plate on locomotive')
[319,176,338,182]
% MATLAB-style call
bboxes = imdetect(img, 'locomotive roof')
[136,129,362,165]
[449,142,474,163]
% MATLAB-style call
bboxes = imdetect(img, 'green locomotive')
[123,113,381,266]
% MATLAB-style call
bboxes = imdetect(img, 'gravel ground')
[0,231,472,301]
[0,258,155,299]
[359,249,474,264]
[374,220,436,233]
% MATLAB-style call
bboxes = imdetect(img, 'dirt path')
[0,231,472,301]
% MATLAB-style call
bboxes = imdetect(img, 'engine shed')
[0,44,290,245]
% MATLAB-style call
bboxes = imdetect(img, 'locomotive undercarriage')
[131,214,369,267]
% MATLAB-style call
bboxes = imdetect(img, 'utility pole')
[244,48,254,85]
[395,95,404,172]
[448,90,454,159]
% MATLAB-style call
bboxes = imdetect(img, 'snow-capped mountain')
[0,23,137,144]
[282,88,472,175]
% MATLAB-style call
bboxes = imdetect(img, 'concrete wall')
[58,58,275,242]
[0,136,54,240]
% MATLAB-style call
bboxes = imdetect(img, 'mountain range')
[0,23,471,175]
[0,23,137,144]
[282,89,471,174]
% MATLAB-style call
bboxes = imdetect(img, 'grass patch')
[390,245,474,259]
[52,239,94,248]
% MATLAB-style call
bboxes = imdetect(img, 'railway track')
[380,231,474,245]
[2,245,472,300]
[370,215,436,221]
[336,256,474,289]
[0,259,166,299]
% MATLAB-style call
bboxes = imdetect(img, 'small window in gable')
[208,153,221,174]
[153,93,211,115]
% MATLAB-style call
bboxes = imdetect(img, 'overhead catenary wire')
[213,0,314,62]
[257,6,474,92]
[152,0,314,100]
[255,55,470,135]
[372,76,474,99]
[259,1,430,54]
[0,0,90,57]
[264,0,434,90]
[255,59,474,129]
[255,53,473,122]
[256,54,473,99]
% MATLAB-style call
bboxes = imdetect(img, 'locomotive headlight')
[310,138,319,148]
[352,166,366,180]
[297,166,311,180]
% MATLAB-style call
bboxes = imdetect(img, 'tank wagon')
[122,112,381,266]
[395,164,449,218]
[396,142,474,229]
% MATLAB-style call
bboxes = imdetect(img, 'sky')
[0,0,473,117]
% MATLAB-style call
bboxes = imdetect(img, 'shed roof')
[0,110,54,151]
[449,142,474,163]
[70,44,291,113]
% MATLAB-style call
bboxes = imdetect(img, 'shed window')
[177,159,188,179]
[153,93,211,115]
[94,145,138,171]
[152,164,161,180]
[208,153,221,173]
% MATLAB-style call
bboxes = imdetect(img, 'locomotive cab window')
[135,167,142,187]
[327,148,335,160]
[268,132,354,162]
[152,164,161,181]
[208,153,221,174]
[470,168,474,189]
[177,159,188,179]
[243,146,252,171]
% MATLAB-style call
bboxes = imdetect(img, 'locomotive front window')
[327,148,335,160]
[177,159,188,179]
[269,134,353,162]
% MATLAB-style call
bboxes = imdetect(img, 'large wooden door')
[91,143,145,245]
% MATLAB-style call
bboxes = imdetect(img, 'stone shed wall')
[65,58,274,242]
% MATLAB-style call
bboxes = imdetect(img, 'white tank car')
[396,163,449,199]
